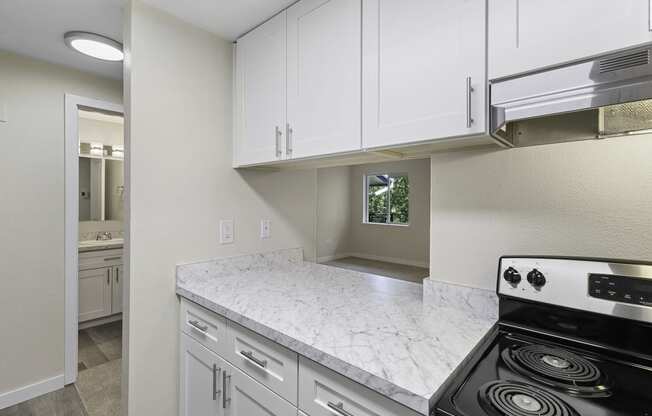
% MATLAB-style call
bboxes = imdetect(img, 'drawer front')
[226,322,298,405]
[79,248,123,270]
[299,357,420,416]
[180,299,228,357]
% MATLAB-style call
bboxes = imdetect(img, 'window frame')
[362,172,410,227]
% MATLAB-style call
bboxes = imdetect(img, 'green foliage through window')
[366,174,409,224]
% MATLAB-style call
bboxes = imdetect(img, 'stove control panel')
[498,257,652,324]
[588,274,652,307]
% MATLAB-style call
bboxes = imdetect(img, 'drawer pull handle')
[212,364,221,401]
[239,350,267,368]
[222,371,231,408]
[327,401,355,416]
[188,320,208,332]
[104,256,121,261]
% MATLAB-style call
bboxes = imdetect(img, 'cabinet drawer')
[226,322,298,405]
[79,249,123,270]
[299,357,420,416]
[180,299,228,357]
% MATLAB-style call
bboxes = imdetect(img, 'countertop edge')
[176,285,432,415]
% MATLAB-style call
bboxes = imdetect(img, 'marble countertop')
[78,238,124,252]
[176,248,497,415]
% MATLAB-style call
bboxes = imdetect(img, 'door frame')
[64,94,124,384]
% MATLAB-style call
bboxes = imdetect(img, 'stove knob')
[527,269,546,287]
[503,267,521,285]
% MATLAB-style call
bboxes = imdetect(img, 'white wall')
[348,159,431,267]
[79,118,123,147]
[0,51,122,397]
[125,2,317,415]
[316,166,352,260]
[430,136,652,290]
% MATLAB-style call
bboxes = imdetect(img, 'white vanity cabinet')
[488,0,652,80]
[362,0,487,149]
[78,248,123,323]
[179,299,423,416]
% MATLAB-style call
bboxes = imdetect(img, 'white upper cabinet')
[362,0,487,149]
[234,12,287,166]
[286,0,362,159]
[489,0,652,80]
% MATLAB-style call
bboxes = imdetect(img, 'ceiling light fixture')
[64,31,123,62]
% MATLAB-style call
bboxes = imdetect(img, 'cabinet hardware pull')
[188,320,208,332]
[239,350,267,368]
[327,401,355,416]
[275,126,283,157]
[212,364,221,401]
[104,256,121,261]
[285,123,293,156]
[649,0,652,31]
[107,269,111,285]
[222,371,231,408]
[115,268,119,284]
[466,76,474,128]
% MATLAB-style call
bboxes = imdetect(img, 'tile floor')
[323,256,429,283]
[0,321,122,416]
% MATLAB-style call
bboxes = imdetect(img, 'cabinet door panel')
[111,265,122,314]
[235,12,287,166]
[287,0,362,159]
[225,361,296,416]
[489,0,652,79]
[180,334,226,416]
[362,0,486,148]
[79,267,112,322]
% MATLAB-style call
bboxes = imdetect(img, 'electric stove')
[434,256,652,416]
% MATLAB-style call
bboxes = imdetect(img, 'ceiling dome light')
[64,31,123,62]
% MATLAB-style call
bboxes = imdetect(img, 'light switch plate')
[0,102,7,123]
[260,220,271,239]
[219,219,234,244]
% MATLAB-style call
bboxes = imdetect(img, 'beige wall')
[79,118,124,147]
[316,166,352,259]
[348,159,431,267]
[125,2,317,415]
[430,136,652,290]
[0,51,122,394]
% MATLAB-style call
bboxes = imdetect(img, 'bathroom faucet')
[96,231,112,241]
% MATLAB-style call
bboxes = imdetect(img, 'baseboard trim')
[0,374,64,410]
[78,313,122,330]
[318,252,428,269]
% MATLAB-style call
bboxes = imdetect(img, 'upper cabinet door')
[362,0,486,149]
[234,12,287,166]
[287,0,362,159]
[489,0,652,80]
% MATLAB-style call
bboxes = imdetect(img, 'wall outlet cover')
[260,220,271,239]
[219,219,234,244]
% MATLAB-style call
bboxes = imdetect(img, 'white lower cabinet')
[228,363,297,416]
[180,334,226,416]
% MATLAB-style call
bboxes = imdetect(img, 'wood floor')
[0,321,122,416]
[323,256,429,283]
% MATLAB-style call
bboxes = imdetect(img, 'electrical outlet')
[219,219,234,244]
[260,220,271,239]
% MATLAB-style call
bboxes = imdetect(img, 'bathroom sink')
[78,238,124,251]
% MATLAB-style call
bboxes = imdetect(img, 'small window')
[364,173,409,225]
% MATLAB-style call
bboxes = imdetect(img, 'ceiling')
[0,0,124,80]
[0,0,294,81]
[140,0,296,40]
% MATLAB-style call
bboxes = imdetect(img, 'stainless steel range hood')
[490,46,652,147]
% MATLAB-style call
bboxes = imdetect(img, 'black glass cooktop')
[436,329,652,416]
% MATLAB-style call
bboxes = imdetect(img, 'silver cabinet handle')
[104,256,121,261]
[222,370,231,408]
[649,0,652,31]
[285,123,293,156]
[212,364,221,401]
[239,350,267,368]
[107,269,111,285]
[115,268,119,284]
[327,401,355,416]
[466,76,474,128]
[188,320,208,332]
[275,126,283,157]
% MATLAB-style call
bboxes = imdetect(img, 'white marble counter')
[176,248,497,415]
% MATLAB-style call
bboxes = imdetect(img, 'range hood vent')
[491,46,652,147]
